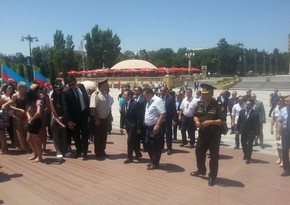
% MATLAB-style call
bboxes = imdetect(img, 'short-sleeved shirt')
[90,91,111,119]
[180,97,198,117]
[144,95,166,126]
[194,99,223,134]
[231,103,246,124]
[278,107,289,129]
[28,99,42,117]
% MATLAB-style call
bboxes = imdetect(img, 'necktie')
[125,102,128,113]
[287,108,290,132]
[245,110,249,119]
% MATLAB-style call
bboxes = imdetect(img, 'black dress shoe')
[74,153,81,159]
[281,171,290,176]
[102,152,109,158]
[123,158,133,164]
[147,164,158,170]
[190,171,206,176]
[83,155,88,160]
[96,154,105,160]
[246,159,251,164]
[167,149,172,155]
[180,143,188,147]
[135,153,142,160]
[208,177,216,186]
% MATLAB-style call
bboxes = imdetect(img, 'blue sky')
[0,0,289,56]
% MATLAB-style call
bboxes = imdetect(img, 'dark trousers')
[241,133,255,160]
[173,121,180,140]
[281,129,290,173]
[71,111,89,156]
[162,120,173,150]
[146,126,163,166]
[181,116,196,145]
[93,117,109,156]
[137,125,146,150]
[269,104,276,117]
[233,124,240,148]
[195,131,221,180]
[126,128,142,159]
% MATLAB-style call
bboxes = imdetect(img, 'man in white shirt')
[143,88,166,170]
[231,95,246,149]
[179,88,198,148]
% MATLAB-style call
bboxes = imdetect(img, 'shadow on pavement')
[219,154,234,160]
[160,163,186,173]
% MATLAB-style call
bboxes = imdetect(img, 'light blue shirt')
[278,107,289,129]
[144,95,166,126]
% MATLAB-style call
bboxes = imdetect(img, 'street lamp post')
[185,52,194,75]
[21,34,39,82]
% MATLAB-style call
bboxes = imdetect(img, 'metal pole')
[21,34,38,82]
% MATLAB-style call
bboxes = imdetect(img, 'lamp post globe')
[21,34,39,82]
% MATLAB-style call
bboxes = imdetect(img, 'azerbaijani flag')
[1,64,31,87]
[33,69,52,90]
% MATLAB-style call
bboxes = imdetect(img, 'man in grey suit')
[251,93,266,148]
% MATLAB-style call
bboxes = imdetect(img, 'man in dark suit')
[236,99,260,164]
[251,93,266,148]
[62,75,90,159]
[120,89,143,163]
[133,86,147,151]
[159,86,176,155]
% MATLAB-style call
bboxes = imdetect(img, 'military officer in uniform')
[90,78,112,159]
[190,84,224,186]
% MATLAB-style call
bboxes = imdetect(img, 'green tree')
[84,25,121,69]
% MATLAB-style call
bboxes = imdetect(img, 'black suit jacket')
[62,84,90,123]
[135,95,146,123]
[163,94,176,122]
[120,99,142,134]
[236,109,260,136]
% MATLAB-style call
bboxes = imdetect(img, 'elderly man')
[251,93,266,148]
[231,95,246,149]
[190,84,224,186]
[143,88,166,170]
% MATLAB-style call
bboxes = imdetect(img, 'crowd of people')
[0,77,289,186]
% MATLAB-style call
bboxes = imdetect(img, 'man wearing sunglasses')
[62,75,90,160]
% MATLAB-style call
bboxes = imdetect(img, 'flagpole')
[1,64,3,85]
[33,69,35,82]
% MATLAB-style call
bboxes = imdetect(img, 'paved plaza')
[0,75,289,204]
